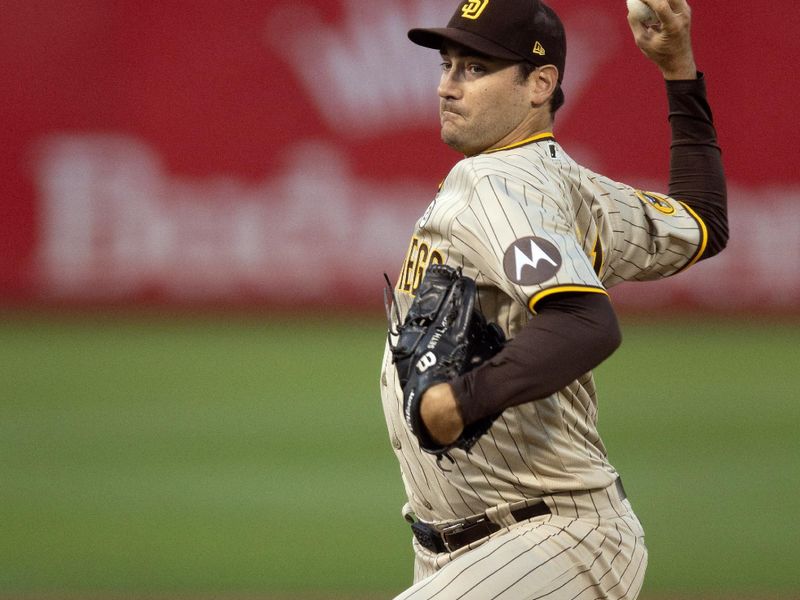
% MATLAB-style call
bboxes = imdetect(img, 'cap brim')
[408,27,523,62]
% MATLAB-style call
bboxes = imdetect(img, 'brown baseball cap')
[408,0,566,84]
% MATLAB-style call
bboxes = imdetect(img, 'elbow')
[586,295,622,362]
[715,215,730,252]
[601,308,623,360]
[701,214,729,260]
[711,227,730,258]
[698,186,729,260]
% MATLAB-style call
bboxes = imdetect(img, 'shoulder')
[462,148,545,179]
[444,143,574,204]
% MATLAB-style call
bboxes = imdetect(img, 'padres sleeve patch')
[635,190,676,215]
[503,236,562,285]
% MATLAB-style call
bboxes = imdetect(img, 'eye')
[467,63,487,75]
[440,61,452,72]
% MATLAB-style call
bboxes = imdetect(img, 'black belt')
[411,501,550,554]
[411,479,627,554]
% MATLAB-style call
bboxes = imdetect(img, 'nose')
[438,68,461,100]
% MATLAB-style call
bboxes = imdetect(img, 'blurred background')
[1,1,798,599]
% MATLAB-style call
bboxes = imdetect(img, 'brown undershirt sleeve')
[667,74,728,259]
[450,292,621,426]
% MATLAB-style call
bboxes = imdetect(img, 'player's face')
[438,44,538,156]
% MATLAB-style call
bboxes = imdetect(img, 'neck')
[484,112,553,154]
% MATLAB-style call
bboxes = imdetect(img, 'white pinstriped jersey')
[379,133,707,525]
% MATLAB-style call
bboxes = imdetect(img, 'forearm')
[667,75,728,259]
[448,292,621,427]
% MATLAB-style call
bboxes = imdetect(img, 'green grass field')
[1,312,798,599]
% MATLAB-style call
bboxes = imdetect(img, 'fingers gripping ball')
[627,0,659,25]
[388,264,505,458]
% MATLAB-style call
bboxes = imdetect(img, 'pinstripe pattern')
[381,137,699,598]
[399,484,647,600]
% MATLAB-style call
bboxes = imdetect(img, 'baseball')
[626,0,659,25]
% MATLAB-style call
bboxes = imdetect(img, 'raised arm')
[630,0,728,259]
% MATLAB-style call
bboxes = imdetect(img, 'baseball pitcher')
[380,0,727,598]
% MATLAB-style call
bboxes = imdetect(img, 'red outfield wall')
[2,1,799,313]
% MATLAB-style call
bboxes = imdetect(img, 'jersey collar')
[483,132,555,154]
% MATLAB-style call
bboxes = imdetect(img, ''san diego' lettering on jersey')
[399,236,443,296]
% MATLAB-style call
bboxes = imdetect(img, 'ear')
[528,65,559,107]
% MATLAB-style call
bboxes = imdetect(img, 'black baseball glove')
[385,264,505,458]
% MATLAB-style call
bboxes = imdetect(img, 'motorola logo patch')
[503,236,562,285]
